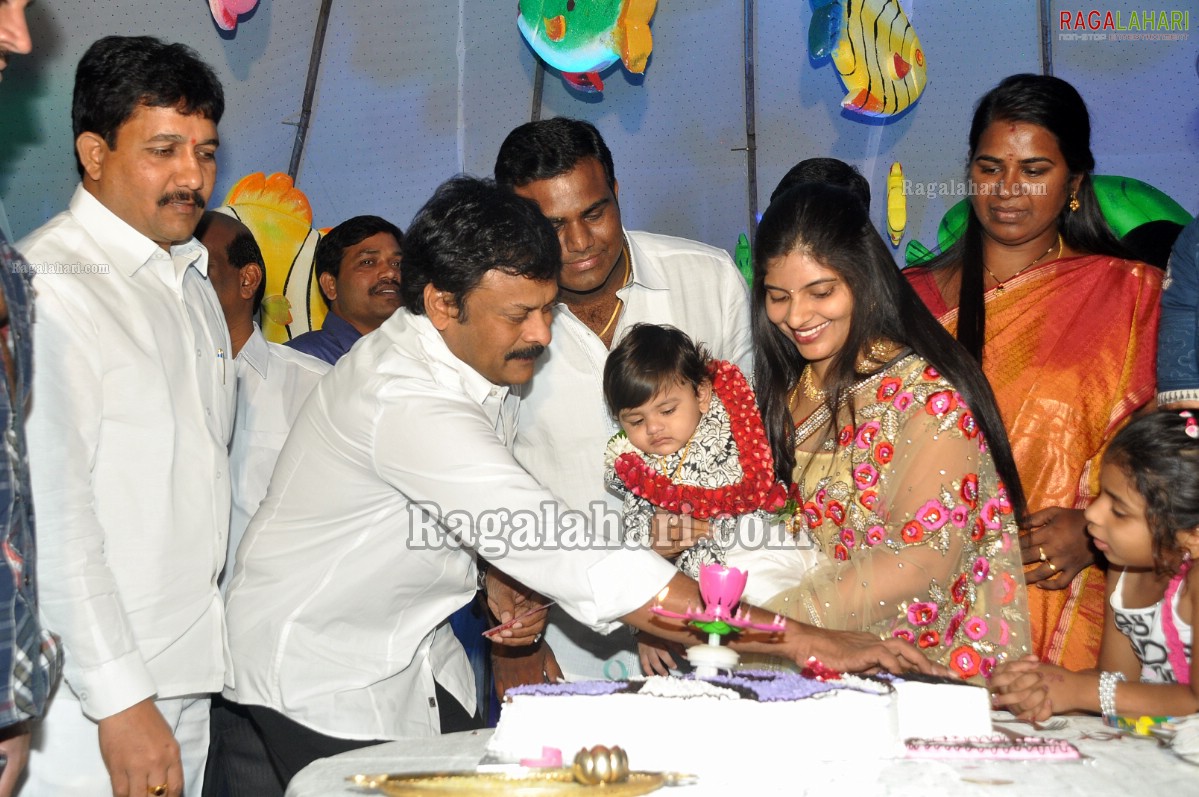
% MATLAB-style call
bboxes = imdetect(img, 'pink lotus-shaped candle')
[651,564,785,677]
[652,564,785,636]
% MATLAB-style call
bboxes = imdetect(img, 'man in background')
[196,210,328,797]
[21,36,232,797]
[285,215,403,363]
[0,2,60,795]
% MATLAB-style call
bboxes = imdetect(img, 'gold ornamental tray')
[349,770,676,796]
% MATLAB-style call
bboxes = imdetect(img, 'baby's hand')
[990,655,1053,721]
[638,633,683,676]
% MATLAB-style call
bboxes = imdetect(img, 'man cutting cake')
[221,176,935,791]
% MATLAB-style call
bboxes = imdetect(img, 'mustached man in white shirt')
[20,37,233,797]
[221,176,934,791]
[492,118,755,686]
[195,210,329,797]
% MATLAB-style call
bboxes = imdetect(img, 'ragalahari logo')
[1059,9,1189,41]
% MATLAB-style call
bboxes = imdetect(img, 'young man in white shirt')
[21,36,232,797]
[493,118,753,686]
[221,176,931,791]
[196,210,328,797]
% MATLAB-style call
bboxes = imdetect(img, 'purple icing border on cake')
[506,681,630,698]
[505,670,885,702]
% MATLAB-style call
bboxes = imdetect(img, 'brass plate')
[349,770,668,796]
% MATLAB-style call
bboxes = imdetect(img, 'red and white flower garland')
[610,360,788,519]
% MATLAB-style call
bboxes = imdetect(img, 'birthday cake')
[488,668,993,784]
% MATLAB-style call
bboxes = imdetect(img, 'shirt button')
[195,349,201,359]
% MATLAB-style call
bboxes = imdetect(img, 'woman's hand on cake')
[990,656,1054,721]
[803,627,942,676]
[638,634,685,676]
[649,510,706,559]
[484,567,550,645]
[1019,507,1095,589]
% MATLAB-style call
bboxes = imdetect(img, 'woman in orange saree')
[905,75,1161,670]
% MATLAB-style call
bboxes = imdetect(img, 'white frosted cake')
[488,668,992,787]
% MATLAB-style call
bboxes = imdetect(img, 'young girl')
[992,411,1199,721]
[603,324,822,674]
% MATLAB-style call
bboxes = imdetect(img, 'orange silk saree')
[906,255,1161,669]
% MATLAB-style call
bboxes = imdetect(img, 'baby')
[602,323,821,601]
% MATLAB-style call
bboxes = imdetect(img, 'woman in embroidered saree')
[750,184,1031,682]
[904,75,1161,670]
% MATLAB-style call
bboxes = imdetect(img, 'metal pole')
[531,59,545,122]
[288,0,335,180]
[1038,0,1054,76]
[743,0,759,246]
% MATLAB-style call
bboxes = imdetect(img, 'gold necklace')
[596,250,631,340]
[659,438,693,480]
[801,366,825,402]
[983,233,1062,293]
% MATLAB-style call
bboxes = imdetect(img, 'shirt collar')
[623,230,670,292]
[320,310,365,347]
[236,323,270,380]
[68,184,210,279]
[387,311,511,407]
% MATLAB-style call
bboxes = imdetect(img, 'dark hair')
[603,324,711,417]
[918,74,1130,361]
[494,117,617,191]
[195,211,266,314]
[1121,220,1182,270]
[771,158,871,208]
[314,215,404,303]
[1105,411,1199,575]
[752,183,1026,518]
[73,37,225,173]
[400,176,560,319]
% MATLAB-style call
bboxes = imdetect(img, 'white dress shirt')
[513,229,754,681]
[223,325,330,595]
[224,310,676,741]
[22,185,235,720]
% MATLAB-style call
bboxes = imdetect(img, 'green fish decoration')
[518,0,657,92]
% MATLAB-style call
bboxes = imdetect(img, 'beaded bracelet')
[1098,671,1126,719]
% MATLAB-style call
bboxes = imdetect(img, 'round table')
[286,716,1197,796]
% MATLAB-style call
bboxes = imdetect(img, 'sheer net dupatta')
[765,356,1031,682]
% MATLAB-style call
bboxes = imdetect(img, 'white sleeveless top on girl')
[1111,570,1193,684]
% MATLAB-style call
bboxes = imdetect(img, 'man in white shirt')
[492,118,753,685]
[20,37,233,797]
[222,176,930,790]
[195,210,328,797]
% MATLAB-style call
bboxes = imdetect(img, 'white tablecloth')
[286,716,1197,797]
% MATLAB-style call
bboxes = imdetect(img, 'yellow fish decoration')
[518,0,657,92]
[809,0,927,118]
[886,162,906,247]
[220,173,326,344]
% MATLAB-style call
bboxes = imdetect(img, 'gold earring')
[1069,191,1080,213]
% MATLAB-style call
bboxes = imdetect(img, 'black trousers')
[221,682,481,791]
[201,696,283,797]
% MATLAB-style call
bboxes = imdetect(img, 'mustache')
[505,344,546,362]
[370,279,401,295]
[158,190,206,209]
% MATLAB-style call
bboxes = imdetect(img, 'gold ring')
[149,785,168,797]
[1047,561,1057,573]
[1039,546,1048,562]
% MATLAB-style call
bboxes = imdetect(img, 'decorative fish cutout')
[518,0,657,93]
[809,0,926,118]
[209,0,258,32]
[220,173,325,344]
[734,232,753,286]
[886,162,906,246]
